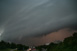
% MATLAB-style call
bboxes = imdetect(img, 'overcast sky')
[0,0,77,46]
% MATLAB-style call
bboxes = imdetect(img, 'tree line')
[0,32,77,51]
[36,32,77,51]
[0,40,29,50]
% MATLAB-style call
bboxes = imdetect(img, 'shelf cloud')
[0,0,77,45]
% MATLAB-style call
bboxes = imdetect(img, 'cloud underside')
[0,0,77,45]
[3,28,77,46]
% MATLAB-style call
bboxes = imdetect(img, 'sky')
[0,0,77,46]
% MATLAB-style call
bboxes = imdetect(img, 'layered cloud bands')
[0,0,77,45]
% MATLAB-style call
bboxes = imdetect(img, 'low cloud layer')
[0,0,77,45]
[3,28,76,46]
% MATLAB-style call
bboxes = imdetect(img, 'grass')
[0,49,11,51]
[14,50,24,51]
[0,49,25,51]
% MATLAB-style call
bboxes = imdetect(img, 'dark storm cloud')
[0,0,77,44]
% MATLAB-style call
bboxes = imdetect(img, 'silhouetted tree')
[46,32,77,51]
[17,44,24,50]
[0,40,8,49]
[10,43,17,49]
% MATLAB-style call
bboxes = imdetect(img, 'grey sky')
[0,0,77,45]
